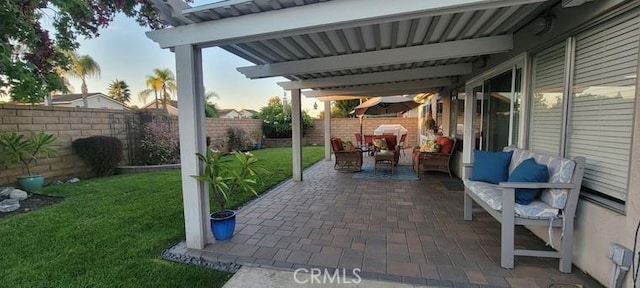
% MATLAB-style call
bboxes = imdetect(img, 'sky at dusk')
[65,1,321,116]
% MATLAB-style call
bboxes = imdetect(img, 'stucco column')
[324,101,331,161]
[291,89,303,181]
[175,44,212,249]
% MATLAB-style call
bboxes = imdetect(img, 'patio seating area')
[165,156,602,287]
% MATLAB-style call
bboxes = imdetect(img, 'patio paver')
[164,152,603,288]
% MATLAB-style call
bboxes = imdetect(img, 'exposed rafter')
[302,78,453,97]
[278,63,471,90]
[146,0,546,48]
[149,0,194,26]
[238,35,511,79]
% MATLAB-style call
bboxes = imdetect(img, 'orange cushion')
[436,136,453,154]
[331,137,343,152]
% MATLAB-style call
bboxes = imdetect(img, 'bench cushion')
[505,148,576,209]
[509,158,549,205]
[463,179,560,218]
[470,150,513,184]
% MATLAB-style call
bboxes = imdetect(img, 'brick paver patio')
[166,153,602,287]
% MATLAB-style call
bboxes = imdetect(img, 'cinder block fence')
[0,104,418,186]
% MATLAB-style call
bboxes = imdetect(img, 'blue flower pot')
[17,175,44,192]
[210,210,236,241]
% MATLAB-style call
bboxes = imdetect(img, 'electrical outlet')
[608,243,632,267]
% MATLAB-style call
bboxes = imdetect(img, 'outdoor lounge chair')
[331,137,362,171]
[412,136,456,178]
[369,134,400,165]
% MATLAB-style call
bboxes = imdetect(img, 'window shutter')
[529,42,566,156]
[566,11,639,201]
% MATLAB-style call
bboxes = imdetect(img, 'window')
[566,12,638,201]
[529,42,566,156]
[528,10,639,203]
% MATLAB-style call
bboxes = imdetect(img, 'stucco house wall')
[53,94,129,110]
[449,1,639,284]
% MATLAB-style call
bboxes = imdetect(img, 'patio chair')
[331,137,362,172]
[397,133,407,156]
[413,136,456,178]
[371,134,400,165]
[354,133,363,147]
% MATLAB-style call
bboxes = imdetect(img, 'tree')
[139,68,176,111]
[204,91,219,118]
[332,99,361,118]
[67,53,101,108]
[0,1,171,104]
[108,79,131,103]
[253,97,314,138]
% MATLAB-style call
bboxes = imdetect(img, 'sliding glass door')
[467,64,523,153]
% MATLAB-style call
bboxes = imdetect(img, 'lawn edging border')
[116,164,181,174]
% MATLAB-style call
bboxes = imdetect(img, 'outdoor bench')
[463,147,585,273]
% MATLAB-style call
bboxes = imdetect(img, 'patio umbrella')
[352,95,419,138]
[353,95,419,116]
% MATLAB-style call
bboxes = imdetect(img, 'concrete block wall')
[205,118,263,147]
[330,117,419,147]
[261,117,419,148]
[0,104,418,186]
[0,104,132,186]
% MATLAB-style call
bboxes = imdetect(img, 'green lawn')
[0,146,325,288]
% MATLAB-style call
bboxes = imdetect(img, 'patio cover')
[145,0,556,249]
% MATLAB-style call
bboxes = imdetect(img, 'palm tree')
[67,53,101,108]
[204,91,219,117]
[138,68,176,111]
[107,79,131,103]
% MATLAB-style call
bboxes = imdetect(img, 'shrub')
[225,127,252,152]
[138,122,180,165]
[72,136,123,177]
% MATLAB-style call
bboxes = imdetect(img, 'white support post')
[175,44,211,249]
[462,83,477,180]
[291,89,303,181]
[324,101,332,161]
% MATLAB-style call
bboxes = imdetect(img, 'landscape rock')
[9,189,29,200]
[0,187,13,197]
[52,180,64,185]
[0,199,20,213]
[67,178,80,184]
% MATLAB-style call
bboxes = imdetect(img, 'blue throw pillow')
[470,150,513,184]
[508,158,549,205]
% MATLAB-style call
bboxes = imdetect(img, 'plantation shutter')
[529,42,566,156]
[566,11,639,201]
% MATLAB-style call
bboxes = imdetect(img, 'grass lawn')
[0,146,325,288]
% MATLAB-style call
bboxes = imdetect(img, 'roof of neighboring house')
[218,108,238,115]
[51,92,130,110]
[143,100,178,109]
[51,93,103,102]
[241,109,258,114]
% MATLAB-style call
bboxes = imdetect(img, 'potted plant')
[192,148,264,240]
[250,128,262,150]
[0,131,57,191]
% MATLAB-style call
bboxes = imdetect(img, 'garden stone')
[9,189,28,200]
[67,178,80,183]
[52,180,64,185]
[0,187,14,197]
[0,199,20,213]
